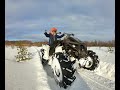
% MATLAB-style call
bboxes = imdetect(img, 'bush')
[107,46,114,53]
[15,46,32,62]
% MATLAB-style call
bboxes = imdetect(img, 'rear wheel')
[83,50,99,70]
[52,52,76,89]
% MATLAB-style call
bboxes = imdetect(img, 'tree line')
[5,40,115,47]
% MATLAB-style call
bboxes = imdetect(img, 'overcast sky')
[5,0,115,41]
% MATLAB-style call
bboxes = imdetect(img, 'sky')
[5,0,115,42]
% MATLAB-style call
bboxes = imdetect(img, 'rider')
[44,27,64,45]
[44,27,65,55]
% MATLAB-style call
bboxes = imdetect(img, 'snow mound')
[88,47,115,81]
[95,61,115,81]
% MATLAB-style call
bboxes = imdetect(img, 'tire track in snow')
[80,73,112,90]
[78,70,114,90]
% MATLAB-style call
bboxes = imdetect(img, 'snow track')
[78,69,115,90]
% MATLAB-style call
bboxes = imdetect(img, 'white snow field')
[5,46,115,90]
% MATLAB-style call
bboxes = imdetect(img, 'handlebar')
[64,33,74,36]
[57,32,61,34]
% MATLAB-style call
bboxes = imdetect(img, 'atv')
[40,32,99,89]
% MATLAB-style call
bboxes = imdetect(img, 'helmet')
[50,27,57,32]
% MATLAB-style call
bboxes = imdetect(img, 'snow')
[5,46,115,90]
[87,47,115,81]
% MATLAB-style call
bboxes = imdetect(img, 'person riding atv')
[44,27,65,56]
[41,29,99,89]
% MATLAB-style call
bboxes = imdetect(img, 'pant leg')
[49,40,60,56]
[49,45,54,56]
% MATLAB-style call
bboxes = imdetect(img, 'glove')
[44,30,47,34]
[45,30,47,32]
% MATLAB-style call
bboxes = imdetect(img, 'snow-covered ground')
[5,46,115,90]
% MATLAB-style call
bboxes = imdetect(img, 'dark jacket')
[44,32,64,45]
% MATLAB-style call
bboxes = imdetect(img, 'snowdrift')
[88,47,115,81]
[95,61,115,81]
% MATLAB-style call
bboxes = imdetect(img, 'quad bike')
[40,32,99,89]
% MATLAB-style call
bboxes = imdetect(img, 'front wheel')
[52,52,76,89]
